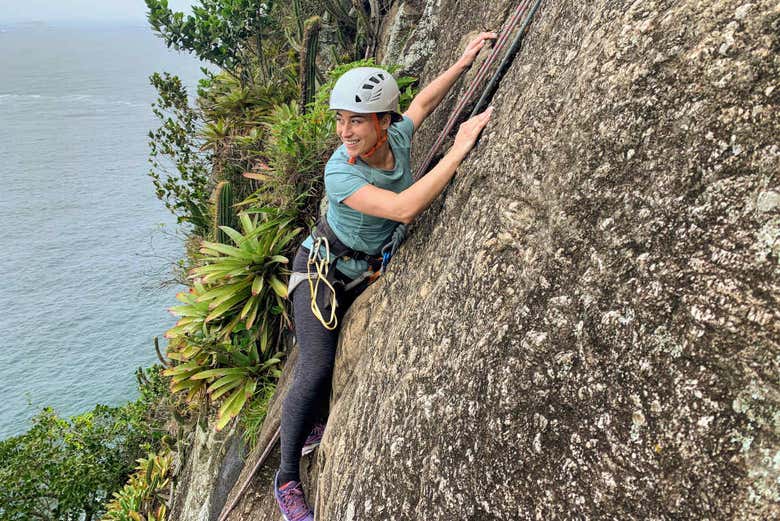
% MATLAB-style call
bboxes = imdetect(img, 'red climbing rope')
[413,0,536,181]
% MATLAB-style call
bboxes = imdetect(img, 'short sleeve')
[394,115,415,145]
[325,169,368,204]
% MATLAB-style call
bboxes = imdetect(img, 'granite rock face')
[170,418,244,521]
[225,1,779,519]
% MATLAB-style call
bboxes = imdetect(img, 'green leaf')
[204,292,247,322]
[170,368,203,384]
[195,278,251,302]
[245,299,260,329]
[269,275,287,298]
[215,386,246,431]
[171,379,204,394]
[206,284,251,311]
[259,357,281,372]
[190,367,249,380]
[243,378,257,398]
[239,293,257,320]
[200,241,255,260]
[220,313,243,340]
[238,213,254,235]
[163,359,204,376]
[210,379,245,400]
[258,320,270,353]
[219,225,246,246]
[264,255,288,265]
[251,275,264,296]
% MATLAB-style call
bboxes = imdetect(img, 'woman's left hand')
[457,31,498,69]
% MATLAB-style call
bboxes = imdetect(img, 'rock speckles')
[221,1,779,520]
[315,0,779,519]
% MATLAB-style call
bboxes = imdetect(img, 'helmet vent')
[362,83,375,90]
[368,88,383,102]
[355,95,362,102]
[369,76,381,84]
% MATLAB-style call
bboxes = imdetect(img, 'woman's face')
[335,110,389,156]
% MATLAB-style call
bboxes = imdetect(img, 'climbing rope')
[470,0,543,118]
[307,236,339,330]
[414,0,543,181]
[217,425,281,521]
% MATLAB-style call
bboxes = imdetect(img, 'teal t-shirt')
[302,114,415,278]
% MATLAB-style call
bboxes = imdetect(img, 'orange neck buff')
[347,113,388,165]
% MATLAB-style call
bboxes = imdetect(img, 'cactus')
[213,180,235,244]
[300,16,321,113]
[293,0,304,44]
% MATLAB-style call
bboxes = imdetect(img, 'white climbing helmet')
[329,67,402,119]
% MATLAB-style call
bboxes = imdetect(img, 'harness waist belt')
[313,218,380,263]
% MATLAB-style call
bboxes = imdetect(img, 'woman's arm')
[343,107,494,224]
[404,31,497,131]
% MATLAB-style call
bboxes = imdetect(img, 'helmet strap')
[347,113,388,165]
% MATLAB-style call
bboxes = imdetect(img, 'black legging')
[278,246,369,484]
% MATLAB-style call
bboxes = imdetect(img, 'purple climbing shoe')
[274,471,314,521]
[302,422,325,456]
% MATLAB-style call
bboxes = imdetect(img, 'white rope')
[307,236,339,330]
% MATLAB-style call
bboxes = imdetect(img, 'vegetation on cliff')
[144,0,415,437]
[0,367,171,521]
[1,3,415,519]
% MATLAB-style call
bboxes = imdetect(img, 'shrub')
[0,367,169,521]
[148,72,212,237]
[145,0,276,84]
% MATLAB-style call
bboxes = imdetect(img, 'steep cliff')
[218,0,779,519]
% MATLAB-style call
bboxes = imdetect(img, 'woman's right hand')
[452,106,494,158]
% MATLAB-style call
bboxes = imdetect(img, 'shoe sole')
[274,471,315,521]
[301,442,320,456]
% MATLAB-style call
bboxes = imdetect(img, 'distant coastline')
[0,19,152,31]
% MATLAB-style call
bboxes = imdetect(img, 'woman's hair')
[377,111,404,124]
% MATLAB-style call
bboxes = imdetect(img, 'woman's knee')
[287,368,332,404]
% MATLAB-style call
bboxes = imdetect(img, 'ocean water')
[0,23,206,439]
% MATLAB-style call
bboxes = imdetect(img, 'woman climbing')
[274,31,497,521]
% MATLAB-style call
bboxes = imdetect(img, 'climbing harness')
[289,217,386,330]
[414,0,544,181]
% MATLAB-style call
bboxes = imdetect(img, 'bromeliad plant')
[193,209,298,331]
[164,327,283,430]
[166,208,299,340]
[163,208,299,429]
[101,449,172,521]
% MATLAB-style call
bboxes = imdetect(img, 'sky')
[0,0,198,24]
